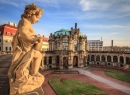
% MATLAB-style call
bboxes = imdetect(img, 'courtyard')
[0,54,130,95]
[42,67,130,95]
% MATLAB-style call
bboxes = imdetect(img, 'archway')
[56,56,60,68]
[91,55,95,61]
[113,56,118,63]
[49,56,52,68]
[87,55,90,61]
[107,56,111,62]
[126,57,130,64]
[101,55,105,62]
[73,56,78,67]
[63,57,68,68]
[96,55,100,61]
[120,56,124,64]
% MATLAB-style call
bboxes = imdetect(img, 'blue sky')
[0,0,130,46]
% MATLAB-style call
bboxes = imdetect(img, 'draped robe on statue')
[8,18,44,95]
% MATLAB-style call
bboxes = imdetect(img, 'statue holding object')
[8,4,44,95]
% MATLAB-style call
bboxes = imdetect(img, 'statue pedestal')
[20,87,44,95]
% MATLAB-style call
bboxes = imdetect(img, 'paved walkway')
[0,54,12,95]
[74,68,130,95]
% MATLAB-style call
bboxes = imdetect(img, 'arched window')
[120,56,124,63]
[101,55,105,62]
[91,55,95,61]
[113,56,118,62]
[126,57,130,64]
[96,55,100,61]
[107,56,111,62]
[63,40,68,50]
[55,41,59,49]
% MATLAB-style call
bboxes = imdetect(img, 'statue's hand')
[37,36,42,42]
[35,35,42,42]
[32,36,40,42]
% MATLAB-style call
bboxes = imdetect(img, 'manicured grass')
[49,77,106,95]
[104,69,130,83]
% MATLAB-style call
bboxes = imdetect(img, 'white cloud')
[79,0,114,11]
[79,0,130,19]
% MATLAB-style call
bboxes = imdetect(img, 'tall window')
[74,40,77,51]
[0,46,1,51]
[9,47,11,51]
[5,47,8,51]
[0,39,1,42]
[63,40,68,50]
[55,41,59,49]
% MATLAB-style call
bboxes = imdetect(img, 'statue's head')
[21,3,44,23]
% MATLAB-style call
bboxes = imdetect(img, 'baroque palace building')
[43,23,88,69]
[0,22,49,53]
[0,22,17,52]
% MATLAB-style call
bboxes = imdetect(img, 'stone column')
[85,41,87,51]
[117,56,120,67]
[124,56,126,64]
[68,52,73,69]
[94,55,96,63]
[89,55,91,61]
[78,53,84,68]
[60,41,63,50]
[100,55,101,62]
[68,56,73,69]
[51,42,54,51]
[79,41,85,51]
[68,39,73,51]
[52,56,56,68]
[46,57,49,65]
[111,55,113,63]
[118,56,120,63]
[105,56,107,62]
[59,56,63,69]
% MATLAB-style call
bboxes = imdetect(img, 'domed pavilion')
[44,23,88,69]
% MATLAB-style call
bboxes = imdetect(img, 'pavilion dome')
[54,29,70,37]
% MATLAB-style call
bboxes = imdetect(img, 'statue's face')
[31,14,42,24]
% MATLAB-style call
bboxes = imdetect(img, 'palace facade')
[0,22,49,53]
[0,22,17,52]
[43,23,88,69]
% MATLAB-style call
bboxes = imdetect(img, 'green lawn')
[104,69,130,83]
[49,77,106,95]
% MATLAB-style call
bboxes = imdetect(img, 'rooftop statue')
[8,4,44,95]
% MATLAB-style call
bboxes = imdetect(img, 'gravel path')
[74,68,130,95]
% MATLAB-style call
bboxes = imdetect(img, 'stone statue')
[8,4,44,95]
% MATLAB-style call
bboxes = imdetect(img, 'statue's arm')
[19,21,40,43]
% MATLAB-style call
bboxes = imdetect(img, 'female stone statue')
[8,4,44,95]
